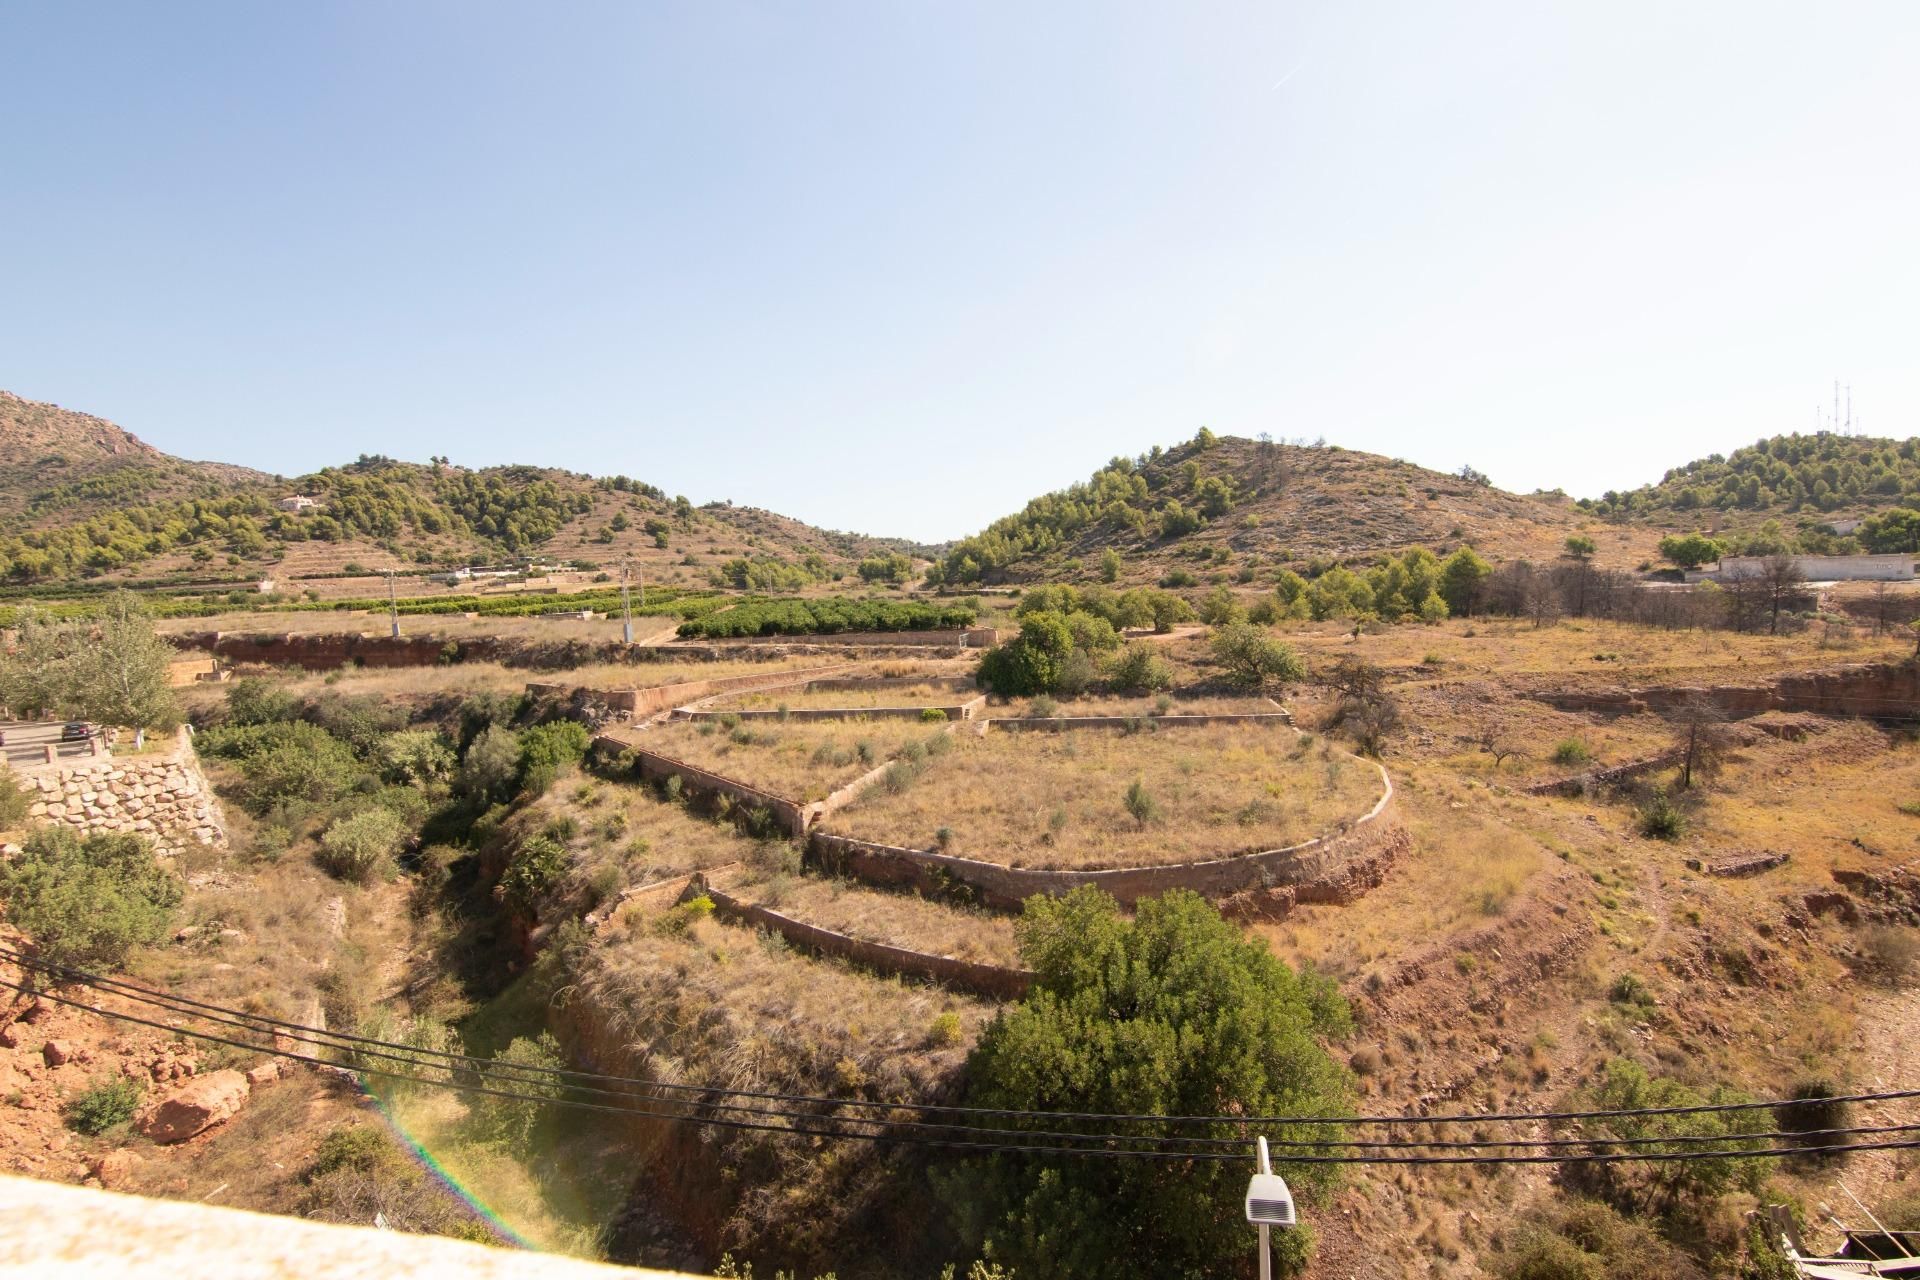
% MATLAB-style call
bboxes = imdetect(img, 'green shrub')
[927,1011,963,1047]
[0,766,27,830]
[65,1076,143,1135]
[197,721,368,816]
[1210,622,1305,690]
[653,894,715,937]
[1638,788,1685,840]
[317,807,408,883]
[1108,643,1173,694]
[377,729,456,784]
[225,676,300,726]
[1553,739,1593,766]
[1123,778,1157,828]
[519,721,590,774]
[963,889,1349,1278]
[0,827,181,966]
[499,834,568,914]
[457,725,521,802]
[919,708,949,723]
[462,1033,565,1150]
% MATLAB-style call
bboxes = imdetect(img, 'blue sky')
[3,3,1916,542]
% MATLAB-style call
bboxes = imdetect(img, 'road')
[0,722,98,768]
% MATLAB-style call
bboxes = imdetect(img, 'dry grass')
[721,870,1021,968]
[634,718,953,802]
[711,679,974,711]
[580,901,990,1102]
[827,722,1381,869]
[990,692,1282,718]
[1245,616,1908,686]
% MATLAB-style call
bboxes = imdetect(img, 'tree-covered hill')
[930,429,1629,587]
[0,390,919,590]
[1579,431,1920,527]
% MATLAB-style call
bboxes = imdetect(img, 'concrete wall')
[808,761,1398,912]
[697,878,1031,1000]
[12,727,226,857]
[1714,553,1914,582]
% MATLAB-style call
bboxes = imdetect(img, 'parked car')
[60,721,97,742]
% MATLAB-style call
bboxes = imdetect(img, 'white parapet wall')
[0,1174,707,1280]
[1715,553,1915,582]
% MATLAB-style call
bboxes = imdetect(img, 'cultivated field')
[707,679,974,712]
[718,871,1022,968]
[827,721,1382,868]
[988,692,1283,718]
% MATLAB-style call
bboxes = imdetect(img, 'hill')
[1579,431,1920,535]
[0,390,274,526]
[930,430,1658,587]
[0,390,920,594]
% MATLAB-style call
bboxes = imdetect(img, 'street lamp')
[1245,1136,1296,1280]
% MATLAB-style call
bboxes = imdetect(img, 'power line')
[9,958,1920,1166]
[22,963,1920,1158]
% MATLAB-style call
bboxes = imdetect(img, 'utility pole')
[386,567,400,639]
[620,559,634,645]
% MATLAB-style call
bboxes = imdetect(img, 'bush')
[519,721,591,774]
[462,1033,565,1150]
[317,807,408,883]
[1108,644,1174,694]
[499,834,568,915]
[377,730,455,784]
[961,889,1350,1278]
[225,677,300,726]
[1857,924,1919,984]
[198,721,368,816]
[0,827,181,966]
[1638,788,1685,840]
[1123,778,1157,828]
[0,766,27,830]
[1553,739,1592,766]
[920,708,948,723]
[65,1076,143,1135]
[458,725,522,802]
[927,1011,963,1047]
[1211,622,1305,690]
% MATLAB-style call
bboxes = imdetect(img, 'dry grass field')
[709,680,973,711]
[634,718,955,802]
[719,871,1022,968]
[988,692,1283,718]
[827,721,1382,868]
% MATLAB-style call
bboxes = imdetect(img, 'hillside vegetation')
[930,429,1637,587]
[1581,430,1920,527]
[0,389,918,590]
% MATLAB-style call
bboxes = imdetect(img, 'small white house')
[277,495,324,514]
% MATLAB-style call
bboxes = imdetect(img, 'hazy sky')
[3,3,1916,542]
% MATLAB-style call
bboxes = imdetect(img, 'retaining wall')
[696,878,1031,1000]
[689,628,998,649]
[672,697,985,724]
[592,737,812,836]
[985,712,1295,731]
[808,761,1399,911]
[13,727,227,857]
[528,663,855,717]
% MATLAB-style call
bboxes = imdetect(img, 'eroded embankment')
[1525,658,1920,720]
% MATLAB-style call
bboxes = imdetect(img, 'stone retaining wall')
[985,711,1296,731]
[697,628,998,649]
[672,697,986,724]
[14,728,226,857]
[593,737,811,836]
[695,878,1031,1000]
[808,760,1398,911]
[528,663,855,717]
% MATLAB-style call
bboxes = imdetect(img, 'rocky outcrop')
[137,1069,249,1144]
[14,728,224,857]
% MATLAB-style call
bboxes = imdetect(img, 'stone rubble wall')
[15,728,226,857]
[1530,660,1920,721]
[694,877,1032,1001]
